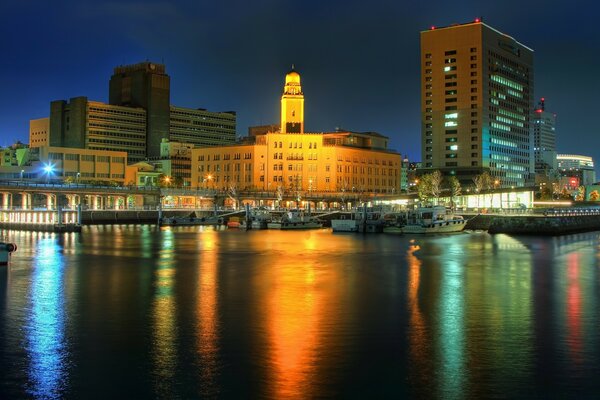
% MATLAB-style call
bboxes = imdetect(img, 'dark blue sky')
[1,0,598,164]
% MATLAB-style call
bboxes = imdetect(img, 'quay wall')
[488,215,600,235]
[463,214,494,231]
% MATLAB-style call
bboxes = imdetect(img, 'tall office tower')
[533,98,557,174]
[420,20,534,187]
[109,62,171,158]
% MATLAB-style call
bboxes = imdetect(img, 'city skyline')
[1,1,598,169]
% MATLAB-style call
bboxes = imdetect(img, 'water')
[1,226,599,399]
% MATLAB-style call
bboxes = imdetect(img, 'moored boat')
[267,210,322,230]
[384,206,466,234]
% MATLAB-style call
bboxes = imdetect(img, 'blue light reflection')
[26,237,68,399]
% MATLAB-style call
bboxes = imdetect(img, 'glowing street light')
[43,163,54,183]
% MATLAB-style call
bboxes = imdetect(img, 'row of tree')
[417,170,498,207]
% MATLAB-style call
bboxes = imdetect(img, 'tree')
[575,186,586,201]
[417,170,443,204]
[473,171,493,208]
[447,175,462,209]
[227,182,239,209]
[589,190,599,201]
[172,176,184,188]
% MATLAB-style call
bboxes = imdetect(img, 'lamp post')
[20,169,24,182]
[76,172,81,184]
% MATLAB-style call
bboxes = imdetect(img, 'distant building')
[50,97,147,162]
[533,98,557,174]
[0,145,128,185]
[420,19,534,187]
[48,62,236,163]
[29,117,49,148]
[191,69,401,194]
[557,154,596,186]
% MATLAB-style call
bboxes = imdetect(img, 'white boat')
[267,210,322,230]
[384,206,466,234]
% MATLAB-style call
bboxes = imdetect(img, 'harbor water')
[1,226,599,398]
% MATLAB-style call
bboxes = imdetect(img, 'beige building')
[0,145,128,185]
[421,20,534,187]
[29,117,49,148]
[191,69,401,194]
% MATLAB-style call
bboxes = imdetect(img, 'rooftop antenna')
[539,97,545,111]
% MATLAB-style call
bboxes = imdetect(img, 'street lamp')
[43,163,54,183]
[20,169,24,181]
[76,172,81,184]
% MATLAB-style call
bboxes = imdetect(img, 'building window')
[445,50,457,55]
[425,53,432,58]
[470,47,477,52]
[445,74,457,80]
[471,55,477,60]
[444,66,457,72]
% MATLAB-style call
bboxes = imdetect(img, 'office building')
[557,154,596,186]
[48,62,236,163]
[191,69,401,194]
[420,19,534,187]
[50,97,147,162]
[0,145,128,185]
[109,62,170,158]
[533,98,557,174]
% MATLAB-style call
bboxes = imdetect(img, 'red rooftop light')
[475,18,481,23]
[431,26,436,30]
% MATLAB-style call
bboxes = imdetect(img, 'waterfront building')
[533,98,557,174]
[191,69,401,194]
[48,62,236,163]
[29,117,49,148]
[145,139,194,187]
[557,154,596,186]
[0,145,127,185]
[420,19,534,187]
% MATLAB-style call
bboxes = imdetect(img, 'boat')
[331,218,359,232]
[227,216,242,229]
[159,215,223,226]
[331,206,390,233]
[248,207,272,229]
[267,210,323,230]
[384,206,466,234]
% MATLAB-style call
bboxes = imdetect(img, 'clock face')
[150,64,156,70]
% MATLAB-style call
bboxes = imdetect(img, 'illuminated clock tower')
[280,66,304,133]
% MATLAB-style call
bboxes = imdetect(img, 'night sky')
[1,0,598,166]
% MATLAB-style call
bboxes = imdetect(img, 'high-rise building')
[533,98,557,174]
[420,20,534,187]
[109,62,171,158]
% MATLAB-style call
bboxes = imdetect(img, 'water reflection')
[152,229,177,396]
[196,229,220,396]
[437,258,465,399]
[26,237,68,399]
